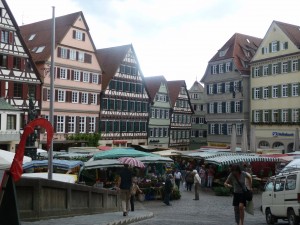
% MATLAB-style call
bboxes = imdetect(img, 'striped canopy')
[93,148,155,160]
[185,151,230,159]
[118,157,145,168]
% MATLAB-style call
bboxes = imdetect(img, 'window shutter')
[206,86,209,95]
[207,103,210,114]
[268,86,272,98]
[95,117,99,133]
[7,55,13,69]
[65,116,69,133]
[251,67,254,78]
[278,109,282,122]
[76,51,79,61]
[215,124,219,135]
[21,83,26,100]
[57,67,60,79]
[73,30,76,39]
[231,101,234,113]
[261,47,264,55]
[240,101,243,112]
[277,41,280,51]
[86,117,90,133]
[285,42,288,49]
[298,83,300,96]
[84,53,92,63]
[98,75,102,84]
[269,43,272,52]
[79,92,82,103]
[67,50,70,59]
[67,69,70,80]
[288,61,292,73]
[210,66,213,74]
[89,73,92,83]
[213,84,217,94]
[57,47,61,57]
[288,84,292,97]
[278,62,281,74]
[222,102,226,113]
[288,109,292,122]
[268,64,272,74]
[71,70,74,80]
[251,110,254,123]
[221,83,225,93]
[230,82,234,92]
[216,65,219,74]
[208,124,211,135]
[55,90,58,101]
[8,31,13,44]
[278,85,282,98]
[80,72,83,82]
[252,88,254,99]
[230,62,233,71]
[88,94,92,104]
[53,116,57,132]
[298,59,300,71]
[8,81,13,97]
[97,94,100,105]
[260,87,263,99]
[214,102,217,114]
[82,33,85,41]
[43,88,47,101]
[259,110,263,122]
[76,116,80,133]
[259,66,263,76]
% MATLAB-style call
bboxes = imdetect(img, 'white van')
[262,170,300,225]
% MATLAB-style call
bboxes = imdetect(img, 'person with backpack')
[185,169,194,191]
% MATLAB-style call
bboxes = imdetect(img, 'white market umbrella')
[293,128,300,152]
[0,150,32,170]
[231,124,237,153]
[250,126,257,153]
[241,125,248,153]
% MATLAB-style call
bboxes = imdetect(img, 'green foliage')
[213,187,231,196]
[66,133,101,147]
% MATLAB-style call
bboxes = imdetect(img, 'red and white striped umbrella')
[118,157,145,168]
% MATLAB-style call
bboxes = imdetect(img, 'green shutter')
[288,60,292,73]
[259,66,263,76]
[298,59,300,71]
[252,88,254,99]
[262,47,264,55]
[268,64,272,75]
[251,67,254,78]
[259,110,263,122]
[269,110,272,122]
[285,42,288,49]
[231,101,235,113]
[230,62,233,71]
[288,84,292,97]
[252,110,254,123]
[288,109,292,122]
[260,87,263,99]
[277,41,280,51]
[269,43,272,52]
[278,85,282,98]
[268,86,272,98]
[298,83,300,96]
[278,109,282,122]
[240,101,243,112]
[278,62,282,74]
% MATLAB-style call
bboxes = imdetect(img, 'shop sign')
[272,132,294,137]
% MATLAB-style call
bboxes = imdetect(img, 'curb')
[103,212,154,225]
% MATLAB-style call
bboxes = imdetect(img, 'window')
[92,74,98,84]
[83,72,89,82]
[292,60,298,72]
[292,84,299,97]
[28,34,36,41]
[208,84,213,94]
[191,93,199,99]
[0,55,7,67]
[57,116,65,133]
[46,89,50,101]
[81,92,88,104]
[70,49,76,60]
[58,90,65,102]
[226,102,231,113]
[282,109,289,123]
[272,86,278,98]
[150,129,154,137]
[60,48,68,59]
[89,117,96,133]
[292,109,299,122]
[225,62,231,72]
[265,181,274,192]
[282,84,288,97]
[254,67,260,77]
[227,124,232,135]
[254,110,260,122]
[219,124,223,135]
[7,115,16,130]
[72,91,79,103]
[286,175,296,190]
[272,63,279,74]
[263,65,269,76]
[274,177,285,192]
[225,82,230,93]
[271,41,278,53]
[272,110,279,122]
[79,117,86,133]
[282,62,288,73]
[217,102,222,113]
[74,70,80,81]
[36,46,45,53]
[68,116,75,133]
[210,124,215,135]
[75,30,83,40]
[155,128,159,137]
[263,47,269,54]
[254,88,260,99]
[166,110,169,119]
[212,65,217,74]
[199,117,205,124]
[60,68,67,79]
[263,110,270,123]
[217,83,222,93]
[236,124,242,135]
[28,85,36,99]
[13,83,22,98]
[13,57,21,69]
[235,101,240,113]
[209,103,214,114]
[91,94,97,104]
[151,109,155,118]
[219,64,224,73]
[1,30,8,43]
[78,52,84,62]
[263,87,269,99]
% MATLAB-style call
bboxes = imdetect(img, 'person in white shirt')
[174,169,182,190]
[193,170,201,200]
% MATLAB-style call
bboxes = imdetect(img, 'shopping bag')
[245,200,254,215]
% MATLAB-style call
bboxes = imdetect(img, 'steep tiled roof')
[209,33,262,74]
[189,81,204,92]
[167,80,186,108]
[0,98,20,111]
[144,76,167,102]
[96,45,132,91]
[20,12,83,63]
[275,20,300,48]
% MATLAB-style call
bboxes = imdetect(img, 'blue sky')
[9,0,300,88]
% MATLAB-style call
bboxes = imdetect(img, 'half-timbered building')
[144,76,171,148]
[0,0,42,151]
[168,80,193,150]
[20,12,102,150]
[96,45,150,147]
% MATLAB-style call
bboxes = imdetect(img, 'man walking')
[174,169,182,190]
[117,165,132,216]
[164,174,173,206]
[193,170,201,200]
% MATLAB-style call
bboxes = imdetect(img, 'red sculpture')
[10,118,54,182]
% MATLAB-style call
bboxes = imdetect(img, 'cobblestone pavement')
[132,187,290,225]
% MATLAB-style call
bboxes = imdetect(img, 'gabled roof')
[209,33,262,74]
[189,81,204,92]
[275,20,300,48]
[144,75,168,102]
[20,11,87,63]
[96,44,132,90]
[167,80,187,108]
[0,98,20,111]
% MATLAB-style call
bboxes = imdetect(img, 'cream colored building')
[251,21,300,152]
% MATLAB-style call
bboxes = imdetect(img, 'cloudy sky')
[8,0,300,88]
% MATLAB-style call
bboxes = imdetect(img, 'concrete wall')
[16,178,120,221]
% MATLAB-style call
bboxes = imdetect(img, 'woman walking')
[224,165,252,225]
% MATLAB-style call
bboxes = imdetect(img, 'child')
[130,176,142,211]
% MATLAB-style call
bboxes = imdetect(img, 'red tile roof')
[96,45,132,91]
[20,12,84,63]
[275,20,300,48]
[209,33,262,75]
[144,75,167,102]
[167,80,187,108]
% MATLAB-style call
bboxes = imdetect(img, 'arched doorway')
[287,143,294,152]
[258,141,270,148]
[272,142,284,149]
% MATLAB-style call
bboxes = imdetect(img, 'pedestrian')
[174,169,182,190]
[130,176,142,212]
[224,164,252,225]
[164,174,173,206]
[185,169,194,191]
[199,165,206,188]
[117,164,132,217]
[193,170,201,200]
[207,165,215,188]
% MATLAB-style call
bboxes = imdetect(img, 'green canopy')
[93,148,155,160]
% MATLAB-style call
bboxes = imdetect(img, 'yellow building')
[251,21,300,152]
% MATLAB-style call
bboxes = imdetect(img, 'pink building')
[20,12,102,150]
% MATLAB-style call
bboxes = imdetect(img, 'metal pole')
[48,6,55,180]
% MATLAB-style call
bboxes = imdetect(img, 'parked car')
[262,170,300,225]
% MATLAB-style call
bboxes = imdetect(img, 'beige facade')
[250,21,300,152]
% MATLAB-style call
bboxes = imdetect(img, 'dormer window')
[28,34,36,41]
[219,50,226,57]
[271,41,279,52]
[73,30,85,41]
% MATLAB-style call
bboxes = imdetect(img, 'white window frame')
[68,116,76,133]
[210,124,215,135]
[272,109,279,122]
[83,72,89,82]
[236,124,242,136]
[89,117,96,133]
[292,109,299,122]
[219,64,224,73]
[226,102,231,113]
[282,84,288,97]
[272,63,278,74]
[75,30,83,40]
[70,49,76,60]
[282,62,288,73]
[282,109,289,123]
[225,62,231,72]
[58,89,66,102]
[92,74,98,84]
[234,101,240,113]
[217,83,222,93]
[72,91,79,103]
[292,60,298,72]
[254,67,260,77]
[263,87,269,99]
[57,116,65,133]
[208,84,213,94]
[91,94,97,105]
[46,88,50,101]
[217,102,222,113]
[227,124,232,135]
[263,110,269,123]
[292,83,299,97]
[254,88,260,99]
[219,124,223,135]
[225,82,230,93]
[78,51,85,62]
[263,65,269,76]
[81,92,88,104]
[271,41,278,53]
[79,117,86,133]
[60,48,68,59]
[60,68,67,79]
[212,65,217,74]
[74,70,80,81]
[272,85,278,98]
[254,110,260,123]
[209,103,214,114]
